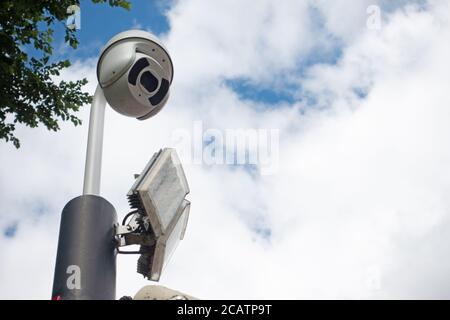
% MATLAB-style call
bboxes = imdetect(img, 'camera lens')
[128,58,149,85]
[140,71,159,93]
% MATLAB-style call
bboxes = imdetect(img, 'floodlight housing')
[127,148,189,237]
[119,148,190,281]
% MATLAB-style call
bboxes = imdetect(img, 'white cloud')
[1,0,450,299]
[165,0,314,85]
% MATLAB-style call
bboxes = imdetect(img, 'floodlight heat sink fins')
[137,247,153,279]
[127,149,162,212]
[127,193,142,210]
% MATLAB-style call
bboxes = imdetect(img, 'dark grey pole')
[52,195,117,300]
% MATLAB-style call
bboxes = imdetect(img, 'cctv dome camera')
[97,30,174,120]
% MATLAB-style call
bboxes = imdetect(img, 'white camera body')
[97,30,174,120]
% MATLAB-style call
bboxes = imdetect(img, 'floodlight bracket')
[116,148,191,281]
[115,211,155,248]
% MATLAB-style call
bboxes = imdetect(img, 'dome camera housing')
[97,30,174,120]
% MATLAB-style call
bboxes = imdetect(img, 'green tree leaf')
[0,0,131,148]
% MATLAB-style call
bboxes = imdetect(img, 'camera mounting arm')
[83,85,107,196]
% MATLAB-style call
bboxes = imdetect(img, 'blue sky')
[53,1,170,60]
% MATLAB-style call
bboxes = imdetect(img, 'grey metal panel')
[52,195,117,300]
[127,149,161,197]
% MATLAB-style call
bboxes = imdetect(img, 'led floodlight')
[116,148,190,281]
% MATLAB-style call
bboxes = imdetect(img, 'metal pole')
[52,86,117,300]
[52,195,117,300]
[83,84,106,195]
